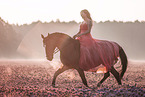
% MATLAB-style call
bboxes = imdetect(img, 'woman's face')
[81,12,87,20]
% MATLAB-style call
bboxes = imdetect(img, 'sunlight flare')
[67,71,75,80]
[96,67,107,73]
[49,60,63,70]
[6,67,12,75]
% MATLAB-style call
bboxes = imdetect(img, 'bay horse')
[41,32,127,87]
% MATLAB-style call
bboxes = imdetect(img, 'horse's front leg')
[97,71,110,87]
[76,68,88,87]
[52,65,69,87]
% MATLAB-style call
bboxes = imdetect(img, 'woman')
[73,9,119,72]
[73,9,92,38]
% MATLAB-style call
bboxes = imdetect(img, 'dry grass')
[0,60,145,96]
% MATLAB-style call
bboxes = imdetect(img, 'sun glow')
[49,60,63,70]
[1,0,145,25]
[67,71,75,80]
[96,67,107,73]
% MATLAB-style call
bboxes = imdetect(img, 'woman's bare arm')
[76,20,92,37]
[73,28,81,39]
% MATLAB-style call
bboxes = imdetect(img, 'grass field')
[0,59,145,96]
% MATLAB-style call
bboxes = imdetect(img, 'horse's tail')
[119,47,128,79]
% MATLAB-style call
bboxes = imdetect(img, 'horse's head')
[41,33,56,61]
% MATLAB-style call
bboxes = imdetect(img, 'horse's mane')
[48,32,79,48]
[50,32,72,39]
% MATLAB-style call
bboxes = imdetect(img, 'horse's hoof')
[118,82,122,85]
[86,85,89,87]
[52,84,55,87]
[97,83,101,87]
[118,83,122,85]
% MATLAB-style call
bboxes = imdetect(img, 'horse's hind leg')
[76,68,88,87]
[52,65,69,87]
[110,66,122,85]
[97,72,110,87]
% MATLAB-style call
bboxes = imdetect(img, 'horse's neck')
[55,34,70,50]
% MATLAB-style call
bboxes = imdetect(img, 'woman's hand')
[73,34,82,39]
[73,35,77,39]
[76,34,81,37]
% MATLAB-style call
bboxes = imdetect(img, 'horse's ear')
[41,34,45,39]
[48,33,50,36]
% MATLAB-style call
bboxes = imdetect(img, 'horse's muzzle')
[46,56,53,61]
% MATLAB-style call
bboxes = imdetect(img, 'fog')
[0,18,145,61]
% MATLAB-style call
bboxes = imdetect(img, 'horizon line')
[15,19,145,26]
[1,17,145,26]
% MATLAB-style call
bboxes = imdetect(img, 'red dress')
[77,23,120,72]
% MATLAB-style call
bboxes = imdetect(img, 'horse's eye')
[43,42,46,47]
[43,41,46,47]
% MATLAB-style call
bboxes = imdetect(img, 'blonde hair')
[81,9,92,20]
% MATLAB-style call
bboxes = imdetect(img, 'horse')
[41,32,128,87]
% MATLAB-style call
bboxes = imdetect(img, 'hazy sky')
[0,0,145,25]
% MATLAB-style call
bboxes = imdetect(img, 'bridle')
[53,37,77,55]
[43,43,59,55]
[54,48,59,54]
[43,35,75,56]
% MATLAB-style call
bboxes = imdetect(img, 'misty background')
[0,17,145,60]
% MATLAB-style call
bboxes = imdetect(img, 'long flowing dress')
[77,22,120,72]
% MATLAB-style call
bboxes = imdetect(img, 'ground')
[0,59,145,97]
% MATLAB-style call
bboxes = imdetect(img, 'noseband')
[54,48,59,54]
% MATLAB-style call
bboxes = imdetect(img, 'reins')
[54,48,59,54]
[53,37,76,55]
